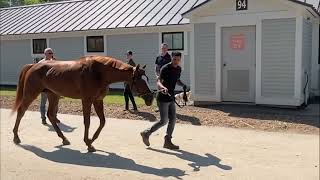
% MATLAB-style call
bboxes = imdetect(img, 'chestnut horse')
[12,56,154,152]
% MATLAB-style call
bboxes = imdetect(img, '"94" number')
[236,0,248,11]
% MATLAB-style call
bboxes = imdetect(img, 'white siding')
[107,33,191,89]
[107,33,159,89]
[261,18,296,98]
[180,32,191,86]
[301,19,313,100]
[50,37,84,60]
[0,40,31,85]
[194,23,216,96]
[310,21,320,96]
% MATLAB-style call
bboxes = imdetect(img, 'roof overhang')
[182,0,320,18]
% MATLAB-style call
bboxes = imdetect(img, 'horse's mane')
[85,56,133,71]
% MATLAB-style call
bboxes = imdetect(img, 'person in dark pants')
[154,43,171,112]
[123,51,138,111]
[140,52,187,150]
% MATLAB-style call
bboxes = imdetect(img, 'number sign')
[236,0,248,11]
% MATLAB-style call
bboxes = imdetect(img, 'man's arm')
[177,79,187,90]
[157,65,168,93]
[157,79,167,92]
[177,79,186,87]
[155,64,161,79]
[176,68,187,90]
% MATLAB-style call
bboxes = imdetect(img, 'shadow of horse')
[18,144,186,179]
[44,122,76,133]
[147,148,232,172]
[176,113,201,126]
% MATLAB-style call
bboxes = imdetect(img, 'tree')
[0,0,10,8]
[0,0,65,8]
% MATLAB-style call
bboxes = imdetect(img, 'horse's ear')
[142,64,146,69]
[136,64,140,70]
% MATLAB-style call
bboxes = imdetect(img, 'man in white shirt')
[38,48,60,125]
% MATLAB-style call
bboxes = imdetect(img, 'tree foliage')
[1,0,64,8]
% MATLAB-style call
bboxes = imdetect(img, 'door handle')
[223,63,227,67]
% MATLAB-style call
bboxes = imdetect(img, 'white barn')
[0,0,319,107]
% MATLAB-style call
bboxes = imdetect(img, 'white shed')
[183,0,320,106]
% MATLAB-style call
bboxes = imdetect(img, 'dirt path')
[1,96,319,134]
[1,109,319,180]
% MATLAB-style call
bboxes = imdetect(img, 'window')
[162,32,184,51]
[87,36,104,52]
[32,39,47,54]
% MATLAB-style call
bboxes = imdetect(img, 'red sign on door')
[230,34,245,50]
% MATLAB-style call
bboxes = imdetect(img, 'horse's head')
[131,64,154,106]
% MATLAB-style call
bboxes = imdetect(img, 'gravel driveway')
[1,96,319,134]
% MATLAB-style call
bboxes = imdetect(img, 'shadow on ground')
[199,104,320,128]
[177,113,201,125]
[18,144,186,179]
[131,110,201,125]
[44,122,77,133]
[133,111,157,122]
[147,148,232,171]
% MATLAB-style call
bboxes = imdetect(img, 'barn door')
[222,26,256,102]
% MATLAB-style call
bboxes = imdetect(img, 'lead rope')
[166,92,187,109]
[138,89,187,109]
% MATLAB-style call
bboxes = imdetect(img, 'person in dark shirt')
[123,51,138,111]
[155,43,171,79]
[140,51,187,150]
[154,43,171,112]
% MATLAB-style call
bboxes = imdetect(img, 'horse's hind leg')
[13,105,28,144]
[13,91,41,144]
[47,93,70,145]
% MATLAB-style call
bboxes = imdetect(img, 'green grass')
[0,87,16,96]
[0,87,146,106]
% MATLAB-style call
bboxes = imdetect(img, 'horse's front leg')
[82,99,95,152]
[90,100,106,145]
[47,93,70,145]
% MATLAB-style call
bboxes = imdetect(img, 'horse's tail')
[12,64,33,114]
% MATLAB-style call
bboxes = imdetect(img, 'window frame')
[32,38,47,54]
[161,32,184,51]
[86,36,105,53]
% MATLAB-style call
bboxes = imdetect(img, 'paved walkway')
[1,109,319,180]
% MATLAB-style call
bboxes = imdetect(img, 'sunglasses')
[47,52,53,55]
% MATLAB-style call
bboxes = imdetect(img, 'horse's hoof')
[62,139,71,145]
[13,137,21,144]
[87,146,96,152]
